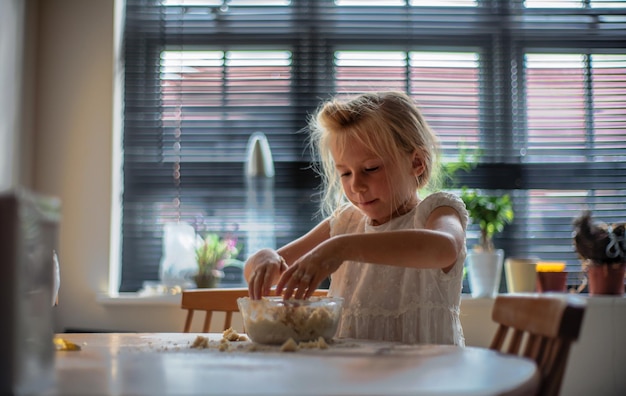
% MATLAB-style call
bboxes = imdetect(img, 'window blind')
[122,0,626,293]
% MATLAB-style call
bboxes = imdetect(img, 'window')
[122,0,626,293]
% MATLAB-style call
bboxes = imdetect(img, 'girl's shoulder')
[416,191,469,229]
[329,202,363,234]
[331,201,356,218]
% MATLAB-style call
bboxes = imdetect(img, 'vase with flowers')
[194,233,240,289]
[573,211,626,296]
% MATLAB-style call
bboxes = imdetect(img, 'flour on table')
[190,328,335,353]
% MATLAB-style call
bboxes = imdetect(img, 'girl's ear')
[411,150,426,176]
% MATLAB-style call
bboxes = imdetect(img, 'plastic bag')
[159,222,199,289]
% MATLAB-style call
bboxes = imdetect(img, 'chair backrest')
[489,294,586,396]
[181,287,329,333]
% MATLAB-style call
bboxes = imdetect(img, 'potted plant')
[438,147,514,252]
[572,211,626,296]
[460,188,514,253]
[194,233,241,289]
[459,188,514,297]
[438,151,515,297]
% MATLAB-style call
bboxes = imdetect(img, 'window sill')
[461,292,626,306]
[97,291,626,307]
[96,292,485,307]
[96,292,182,307]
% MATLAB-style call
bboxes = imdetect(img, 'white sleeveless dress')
[328,191,468,345]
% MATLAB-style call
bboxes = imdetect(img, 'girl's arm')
[277,219,332,268]
[335,205,465,271]
[277,206,464,299]
[244,219,331,299]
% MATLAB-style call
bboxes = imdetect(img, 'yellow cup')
[505,257,538,293]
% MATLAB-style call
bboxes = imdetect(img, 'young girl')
[244,91,468,345]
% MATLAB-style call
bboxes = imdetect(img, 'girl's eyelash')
[340,166,378,177]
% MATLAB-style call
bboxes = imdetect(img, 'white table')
[45,333,538,396]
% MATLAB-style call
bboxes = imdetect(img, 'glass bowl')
[237,296,343,345]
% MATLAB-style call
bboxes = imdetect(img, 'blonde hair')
[308,91,440,217]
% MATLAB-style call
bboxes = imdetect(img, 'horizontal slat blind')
[160,50,295,161]
[509,51,626,287]
[122,0,626,292]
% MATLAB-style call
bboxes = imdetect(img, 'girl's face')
[332,139,418,226]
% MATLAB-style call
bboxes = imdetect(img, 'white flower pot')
[466,249,504,298]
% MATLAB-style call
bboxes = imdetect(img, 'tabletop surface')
[45,332,538,396]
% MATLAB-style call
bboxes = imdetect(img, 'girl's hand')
[246,249,287,300]
[276,241,343,300]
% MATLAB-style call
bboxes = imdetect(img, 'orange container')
[536,262,567,293]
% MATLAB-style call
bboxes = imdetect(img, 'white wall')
[29,0,115,333]
[0,0,31,191]
[12,1,625,395]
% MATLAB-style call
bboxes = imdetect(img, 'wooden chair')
[181,287,329,333]
[489,294,586,396]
